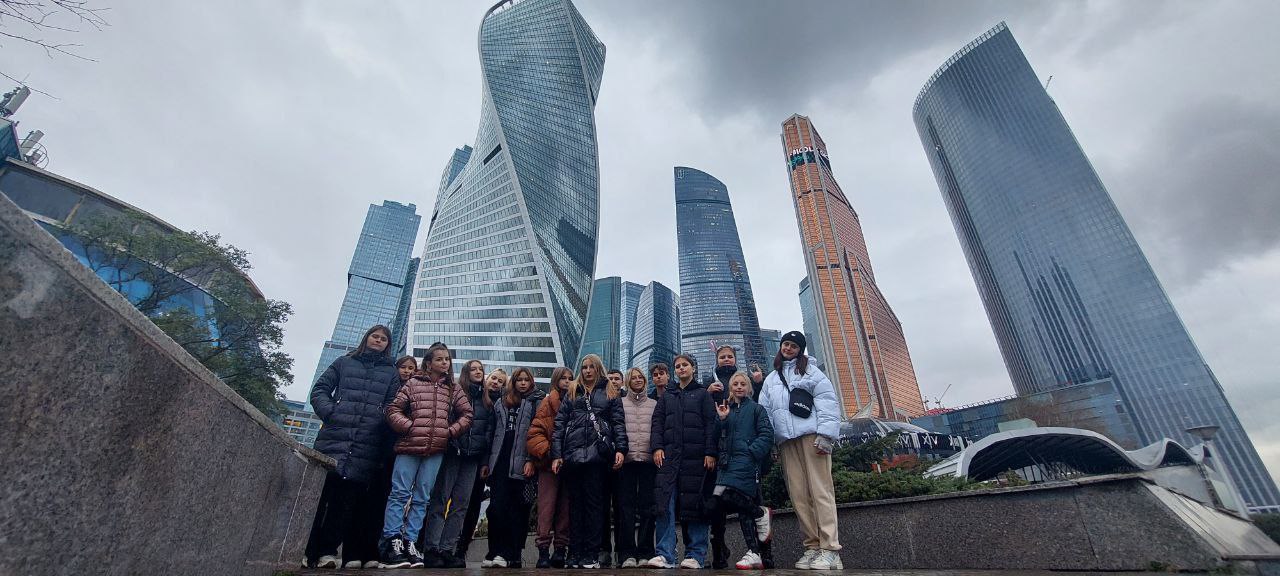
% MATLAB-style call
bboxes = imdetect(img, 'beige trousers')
[778,433,841,551]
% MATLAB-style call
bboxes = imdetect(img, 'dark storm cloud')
[1109,98,1280,286]
[589,0,1053,120]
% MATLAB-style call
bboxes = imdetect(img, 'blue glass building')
[577,277,643,370]
[391,257,421,356]
[674,166,767,377]
[408,0,605,382]
[798,277,826,368]
[913,22,1278,510]
[629,280,681,382]
[310,200,420,403]
[760,328,781,366]
[617,280,645,370]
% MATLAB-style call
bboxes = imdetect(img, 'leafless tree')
[1,0,107,96]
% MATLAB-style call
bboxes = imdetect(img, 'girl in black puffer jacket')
[304,325,403,569]
[420,359,494,567]
[551,354,627,568]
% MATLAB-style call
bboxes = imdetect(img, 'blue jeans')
[382,453,444,541]
[654,491,709,564]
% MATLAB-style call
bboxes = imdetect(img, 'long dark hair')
[773,347,809,379]
[349,325,393,359]
[395,355,417,381]
[505,367,536,407]
[417,342,455,389]
[459,359,485,386]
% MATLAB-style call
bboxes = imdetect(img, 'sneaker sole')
[380,561,411,568]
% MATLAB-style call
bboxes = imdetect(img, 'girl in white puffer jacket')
[757,331,843,571]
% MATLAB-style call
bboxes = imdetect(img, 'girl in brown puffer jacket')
[378,343,474,568]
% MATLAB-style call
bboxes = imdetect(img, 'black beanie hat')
[780,330,807,355]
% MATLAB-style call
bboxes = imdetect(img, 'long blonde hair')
[482,368,507,409]
[568,354,619,401]
[625,367,648,395]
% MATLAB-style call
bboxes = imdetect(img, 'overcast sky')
[4,0,1277,478]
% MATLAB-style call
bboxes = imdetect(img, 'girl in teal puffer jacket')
[714,370,774,569]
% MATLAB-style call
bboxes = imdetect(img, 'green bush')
[1252,514,1280,545]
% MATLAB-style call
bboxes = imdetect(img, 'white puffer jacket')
[758,355,840,444]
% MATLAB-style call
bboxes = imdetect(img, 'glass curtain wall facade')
[674,166,767,378]
[781,116,926,420]
[617,280,644,370]
[629,280,681,381]
[310,200,421,405]
[579,276,621,369]
[407,0,605,383]
[761,328,781,365]
[392,257,421,356]
[798,276,826,368]
[913,22,1278,510]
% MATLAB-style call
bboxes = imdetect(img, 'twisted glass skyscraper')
[675,166,766,377]
[913,22,1278,510]
[408,0,605,381]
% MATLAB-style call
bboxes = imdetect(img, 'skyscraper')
[407,0,605,382]
[760,328,781,365]
[781,116,926,420]
[798,277,826,368]
[311,200,421,403]
[913,22,1279,510]
[617,280,645,370]
[674,166,767,378]
[629,280,681,380]
[391,257,420,356]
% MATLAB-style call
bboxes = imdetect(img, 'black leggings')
[716,487,764,553]
[565,463,607,562]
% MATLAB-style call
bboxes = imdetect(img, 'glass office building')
[913,22,1278,510]
[408,0,605,382]
[760,328,781,365]
[577,277,643,370]
[276,399,323,448]
[798,277,826,368]
[310,200,420,404]
[391,257,420,356]
[674,166,767,378]
[629,280,680,382]
[781,116,927,420]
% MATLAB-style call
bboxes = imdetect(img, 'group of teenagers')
[303,324,844,571]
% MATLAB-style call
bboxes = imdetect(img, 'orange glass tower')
[781,115,926,420]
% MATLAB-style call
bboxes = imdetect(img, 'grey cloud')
[1109,98,1280,286]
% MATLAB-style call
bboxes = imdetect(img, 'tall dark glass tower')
[913,22,1278,510]
[629,280,681,382]
[311,200,421,407]
[674,166,766,377]
[408,0,605,382]
[577,276,641,369]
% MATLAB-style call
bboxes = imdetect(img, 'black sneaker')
[537,547,551,569]
[550,547,566,568]
[442,551,467,568]
[422,548,444,568]
[407,540,425,568]
[379,536,412,569]
[760,539,775,569]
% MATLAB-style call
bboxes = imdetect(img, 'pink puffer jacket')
[386,373,473,457]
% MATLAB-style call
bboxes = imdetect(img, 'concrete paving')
[294,569,1172,575]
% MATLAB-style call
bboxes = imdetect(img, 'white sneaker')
[315,555,339,568]
[679,558,702,569]
[300,558,309,568]
[480,558,495,567]
[735,551,762,570]
[491,555,508,568]
[621,557,638,568]
[755,507,772,542]
[645,555,674,568]
[808,550,843,570]
[363,560,381,568]
[342,560,362,569]
[795,548,819,570]
[581,561,601,569]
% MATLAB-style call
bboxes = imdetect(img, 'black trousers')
[602,469,615,560]
[717,487,765,553]
[488,476,532,562]
[565,462,607,562]
[305,472,365,563]
[614,462,656,560]
[455,467,486,556]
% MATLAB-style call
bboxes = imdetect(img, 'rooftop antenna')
[1044,75,1054,91]
[1,86,30,117]
[19,130,48,167]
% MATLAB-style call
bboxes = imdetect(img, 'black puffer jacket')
[650,377,718,522]
[551,381,628,465]
[452,383,497,457]
[311,351,402,483]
